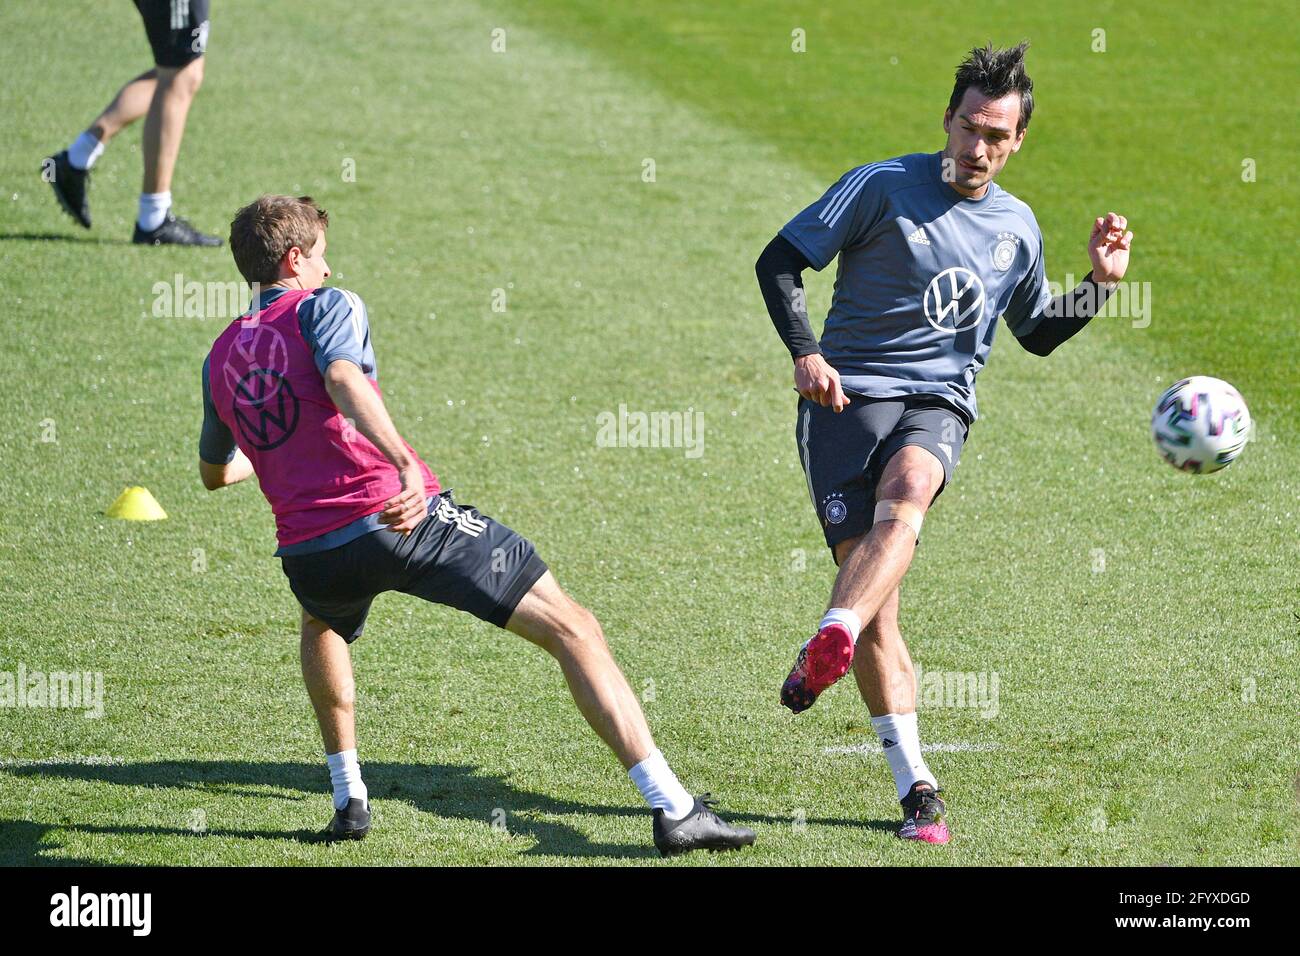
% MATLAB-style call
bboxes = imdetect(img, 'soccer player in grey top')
[754,43,1133,843]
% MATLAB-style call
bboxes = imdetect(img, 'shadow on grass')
[0,760,893,864]
[0,818,323,866]
[0,230,129,245]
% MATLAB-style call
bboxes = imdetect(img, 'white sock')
[871,712,937,801]
[137,191,171,231]
[628,748,695,820]
[68,131,104,171]
[325,748,367,811]
[818,607,862,644]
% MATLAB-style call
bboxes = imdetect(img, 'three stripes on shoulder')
[817,160,906,229]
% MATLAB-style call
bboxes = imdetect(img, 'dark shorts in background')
[795,394,968,551]
[134,0,210,67]
[281,492,548,643]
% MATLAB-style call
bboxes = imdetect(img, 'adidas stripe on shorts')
[134,0,211,68]
[280,491,548,642]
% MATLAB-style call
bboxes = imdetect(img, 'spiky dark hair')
[947,42,1034,133]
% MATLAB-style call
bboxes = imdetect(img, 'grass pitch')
[0,0,1296,865]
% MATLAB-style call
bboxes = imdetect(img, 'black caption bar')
[0,866,1274,941]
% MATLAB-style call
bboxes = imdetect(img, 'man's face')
[941,88,1025,196]
[284,228,330,288]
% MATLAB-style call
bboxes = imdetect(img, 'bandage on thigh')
[873,499,924,539]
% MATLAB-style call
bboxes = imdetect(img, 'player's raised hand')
[794,353,850,412]
[1088,211,1133,283]
[380,465,428,535]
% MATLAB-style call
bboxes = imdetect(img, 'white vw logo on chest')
[923,266,985,333]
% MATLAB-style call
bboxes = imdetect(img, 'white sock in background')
[325,748,367,811]
[628,748,695,820]
[137,191,171,231]
[818,607,863,644]
[871,711,937,800]
[68,131,104,171]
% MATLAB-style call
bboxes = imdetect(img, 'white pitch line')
[824,742,1001,756]
[0,755,124,768]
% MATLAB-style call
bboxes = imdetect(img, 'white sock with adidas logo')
[871,711,937,800]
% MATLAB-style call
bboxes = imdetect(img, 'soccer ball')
[1151,376,1252,474]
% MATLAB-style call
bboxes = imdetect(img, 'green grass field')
[1,0,1296,866]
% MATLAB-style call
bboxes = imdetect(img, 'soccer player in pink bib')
[199,195,754,855]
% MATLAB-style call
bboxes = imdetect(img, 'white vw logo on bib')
[923,266,985,333]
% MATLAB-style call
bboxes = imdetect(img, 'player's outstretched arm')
[1015,212,1133,357]
[321,359,428,535]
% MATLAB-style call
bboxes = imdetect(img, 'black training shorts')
[795,393,968,551]
[280,491,548,642]
[134,0,210,68]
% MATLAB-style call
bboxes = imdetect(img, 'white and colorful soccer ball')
[1151,376,1252,474]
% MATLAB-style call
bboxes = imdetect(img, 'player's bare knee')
[185,57,205,92]
[160,60,204,99]
[877,468,936,511]
[555,603,603,649]
[533,596,607,663]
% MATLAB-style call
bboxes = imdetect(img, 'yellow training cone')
[106,486,168,521]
